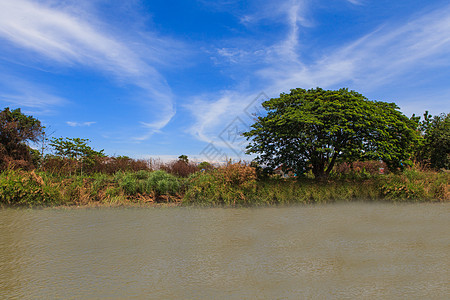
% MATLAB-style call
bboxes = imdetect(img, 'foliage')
[116,170,181,197]
[49,137,104,159]
[379,166,449,201]
[332,160,387,179]
[0,166,447,207]
[0,169,60,207]
[184,162,257,205]
[414,112,449,170]
[161,159,198,177]
[0,107,44,170]
[178,155,189,163]
[197,161,214,171]
[244,88,419,178]
[48,137,105,175]
[41,155,151,175]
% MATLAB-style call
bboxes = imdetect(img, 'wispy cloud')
[66,121,96,127]
[0,73,67,115]
[346,0,363,5]
[267,4,450,92]
[189,1,450,148]
[0,0,182,138]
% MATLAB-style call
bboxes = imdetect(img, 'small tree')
[49,137,104,175]
[178,155,189,163]
[50,137,104,159]
[0,107,44,169]
[244,88,419,179]
[415,112,449,169]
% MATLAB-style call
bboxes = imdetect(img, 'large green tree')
[243,88,419,178]
[0,107,44,169]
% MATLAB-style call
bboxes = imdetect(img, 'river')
[1,203,449,299]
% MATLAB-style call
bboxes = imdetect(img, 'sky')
[0,0,449,162]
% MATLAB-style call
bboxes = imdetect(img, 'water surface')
[1,203,449,299]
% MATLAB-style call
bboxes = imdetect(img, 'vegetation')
[414,112,449,170]
[0,90,448,208]
[0,107,44,170]
[244,88,419,178]
[0,162,448,208]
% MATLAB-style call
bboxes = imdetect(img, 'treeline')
[0,106,448,175]
[0,108,207,176]
[0,101,449,207]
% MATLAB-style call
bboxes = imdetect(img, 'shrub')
[379,166,450,201]
[160,160,198,177]
[147,170,180,195]
[332,160,386,178]
[0,169,60,206]
[117,170,180,196]
[197,161,214,171]
[184,162,257,205]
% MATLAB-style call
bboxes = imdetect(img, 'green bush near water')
[379,168,449,201]
[0,169,61,207]
[116,170,180,196]
[184,163,257,206]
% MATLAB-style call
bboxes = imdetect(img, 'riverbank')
[0,163,448,208]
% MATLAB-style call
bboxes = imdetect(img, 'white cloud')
[0,0,180,138]
[346,0,363,5]
[185,90,267,156]
[267,5,450,92]
[66,121,96,127]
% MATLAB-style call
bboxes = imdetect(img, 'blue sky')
[0,0,449,162]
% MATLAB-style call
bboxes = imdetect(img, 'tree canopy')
[0,107,44,169]
[243,88,419,178]
[49,137,104,159]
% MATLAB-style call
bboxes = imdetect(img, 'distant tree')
[198,161,214,171]
[415,112,449,169]
[0,107,44,169]
[49,137,104,159]
[244,88,419,179]
[49,137,104,175]
[178,155,189,163]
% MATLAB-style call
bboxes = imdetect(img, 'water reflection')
[0,203,449,299]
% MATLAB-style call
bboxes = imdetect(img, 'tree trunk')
[325,152,339,176]
[312,162,326,180]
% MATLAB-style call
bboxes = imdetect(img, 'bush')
[117,170,180,197]
[332,160,386,179]
[160,160,199,177]
[379,167,449,201]
[147,170,181,195]
[41,155,152,175]
[0,169,60,206]
[184,162,257,205]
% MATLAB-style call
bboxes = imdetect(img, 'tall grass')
[184,162,257,206]
[0,163,448,207]
[115,170,181,197]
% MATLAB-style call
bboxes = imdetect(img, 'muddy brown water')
[1,203,449,299]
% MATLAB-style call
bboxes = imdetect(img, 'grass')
[0,163,448,208]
